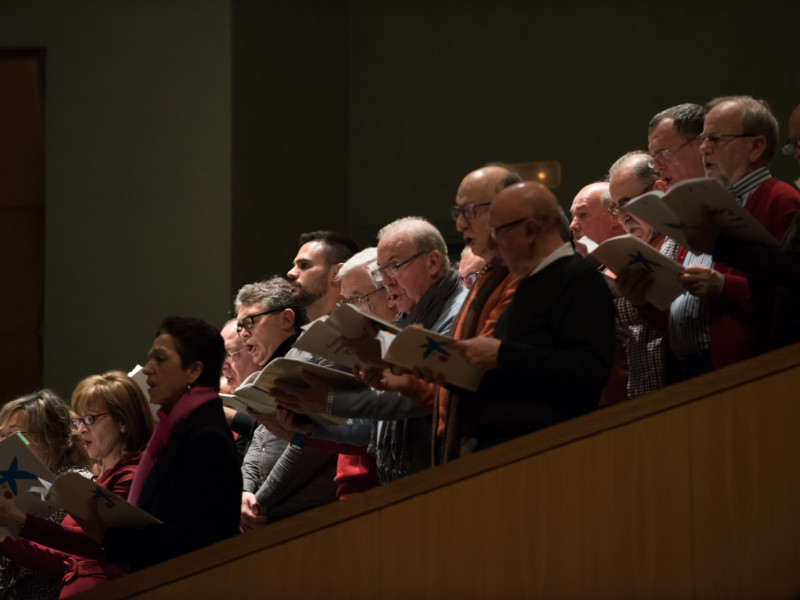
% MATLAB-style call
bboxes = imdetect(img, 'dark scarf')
[370,268,461,483]
[397,268,461,329]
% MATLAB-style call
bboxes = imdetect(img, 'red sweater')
[3,452,142,598]
[639,177,800,377]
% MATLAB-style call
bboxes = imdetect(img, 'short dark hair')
[298,231,359,267]
[648,103,706,140]
[156,317,225,391]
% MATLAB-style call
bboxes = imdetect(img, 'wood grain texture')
[75,343,800,599]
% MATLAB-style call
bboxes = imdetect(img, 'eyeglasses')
[489,217,529,239]
[449,202,491,221]
[339,286,385,308]
[781,139,800,156]
[236,309,283,334]
[0,430,27,441]
[696,132,758,148]
[225,349,245,361]
[371,252,426,281]
[648,137,696,168]
[71,412,111,429]
[607,186,653,216]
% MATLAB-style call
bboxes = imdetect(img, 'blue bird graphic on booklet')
[420,336,451,361]
[0,457,40,496]
[627,251,660,272]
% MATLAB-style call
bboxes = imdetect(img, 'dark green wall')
[1,0,799,397]
[0,1,233,398]
[345,1,800,246]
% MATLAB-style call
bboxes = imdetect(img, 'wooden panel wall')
[77,344,800,599]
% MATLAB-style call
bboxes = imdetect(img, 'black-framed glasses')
[339,286,385,308]
[697,132,758,148]
[648,137,697,167]
[489,217,529,239]
[781,139,800,156]
[371,252,426,281]
[449,202,491,221]
[71,412,111,429]
[236,309,283,334]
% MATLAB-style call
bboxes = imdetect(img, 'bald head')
[488,182,567,278]
[454,166,516,261]
[569,181,623,243]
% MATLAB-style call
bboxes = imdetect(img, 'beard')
[292,273,328,308]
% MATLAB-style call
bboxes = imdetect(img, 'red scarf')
[128,386,218,505]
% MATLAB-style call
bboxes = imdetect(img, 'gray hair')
[337,247,381,289]
[648,103,706,140]
[377,217,450,274]
[706,95,779,165]
[234,276,307,331]
[607,151,659,189]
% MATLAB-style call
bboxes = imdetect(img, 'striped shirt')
[728,166,771,207]
[667,168,770,357]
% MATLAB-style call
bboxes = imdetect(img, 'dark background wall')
[1,0,798,398]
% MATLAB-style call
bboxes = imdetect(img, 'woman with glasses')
[80,317,241,573]
[0,390,92,599]
[0,372,154,597]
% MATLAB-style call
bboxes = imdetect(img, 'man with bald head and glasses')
[307,166,522,466]
[569,181,624,256]
[454,181,614,451]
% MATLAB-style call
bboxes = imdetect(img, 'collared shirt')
[728,166,771,207]
[669,250,712,356]
[529,242,575,278]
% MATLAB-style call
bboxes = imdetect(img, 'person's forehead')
[340,268,375,296]
[377,232,415,261]
[648,119,683,151]
[221,322,238,341]
[4,410,25,427]
[704,102,742,131]
[489,190,525,223]
[151,333,177,353]
[456,175,490,206]
[572,190,601,212]
[609,166,640,201]
[236,302,267,319]
[293,241,326,265]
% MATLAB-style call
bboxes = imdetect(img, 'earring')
[120,425,127,434]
